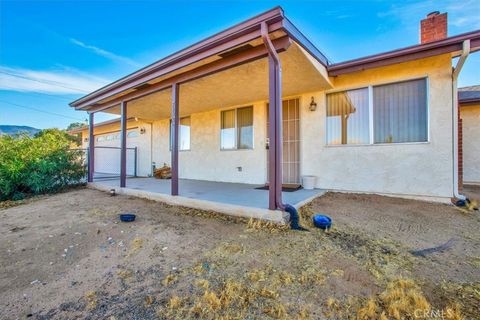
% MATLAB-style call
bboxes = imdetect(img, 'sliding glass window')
[326,88,369,145]
[326,78,428,145]
[170,116,191,151]
[221,106,253,150]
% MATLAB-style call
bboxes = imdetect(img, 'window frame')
[325,76,430,147]
[169,116,191,151]
[220,106,254,151]
[127,130,139,138]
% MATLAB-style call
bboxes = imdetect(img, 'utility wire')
[0,99,85,121]
[0,70,90,93]
[0,84,75,102]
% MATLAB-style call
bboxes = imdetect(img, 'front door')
[267,98,300,185]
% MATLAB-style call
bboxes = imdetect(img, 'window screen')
[237,106,253,149]
[373,79,427,143]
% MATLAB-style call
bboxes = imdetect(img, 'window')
[373,79,427,143]
[170,116,191,151]
[326,88,369,145]
[127,130,139,138]
[326,78,428,145]
[221,106,253,150]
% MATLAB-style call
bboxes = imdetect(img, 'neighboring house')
[69,7,480,213]
[459,85,480,185]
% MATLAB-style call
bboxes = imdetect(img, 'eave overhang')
[70,6,329,111]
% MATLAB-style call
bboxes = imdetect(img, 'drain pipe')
[261,22,306,230]
[452,40,470,201]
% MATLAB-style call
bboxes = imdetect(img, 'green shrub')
[0,129,86,201]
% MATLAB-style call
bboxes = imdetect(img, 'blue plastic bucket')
[312,214,332,229]
[119,214,136,222]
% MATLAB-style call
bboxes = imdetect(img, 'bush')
[0,129,87,201]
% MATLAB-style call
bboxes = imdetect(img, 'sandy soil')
[0,187,479,319]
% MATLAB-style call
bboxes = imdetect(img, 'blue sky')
[1,0,479,129]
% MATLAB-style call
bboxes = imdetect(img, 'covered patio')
[71,7,332,221]
[91,177,324,222]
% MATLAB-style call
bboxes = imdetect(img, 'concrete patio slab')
[89,177,325,223]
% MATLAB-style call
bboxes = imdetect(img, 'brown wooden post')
[171,83,179,196]
[120,101,127,188]
[262,21,284,210]
[267,57,277,210]
[88,112,94,182]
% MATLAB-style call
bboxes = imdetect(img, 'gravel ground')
[0,187,478,319]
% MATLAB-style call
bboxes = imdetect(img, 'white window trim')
[325,76,430,147]
[220,106,255,151]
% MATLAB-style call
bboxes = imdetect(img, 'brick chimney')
[420,11,448,44]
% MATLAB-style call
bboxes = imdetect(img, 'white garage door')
[94,129,138,177]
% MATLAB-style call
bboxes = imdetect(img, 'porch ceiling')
[102,42,332,119]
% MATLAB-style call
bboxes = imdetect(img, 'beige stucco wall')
[151,102,268,184]
[461,103,480,184]
[300,55,454,200]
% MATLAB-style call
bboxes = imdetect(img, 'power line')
[0,84,74,102]
[0,99,86,122]
[0,70,90,93]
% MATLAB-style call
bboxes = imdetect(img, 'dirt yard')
[0,187,479,319]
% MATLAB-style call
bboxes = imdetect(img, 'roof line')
[282,16,330,66]
[328,30,480,75]
[67,116,137,133]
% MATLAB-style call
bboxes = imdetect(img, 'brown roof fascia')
[459,98,480,106]
[67,117,137,134]
[282,17,329,66]
[328,30,480,76]
[70,7,287,110]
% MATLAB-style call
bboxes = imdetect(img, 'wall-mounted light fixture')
[84,137,89,142]
[140,127,146,134]
[309,96,317,111]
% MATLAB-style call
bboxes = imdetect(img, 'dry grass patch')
[245,218,289,233]
[162,274,178,286]
[356,278,430,320]
[84,291,97,310]
[116,269,133,280]
[126,238,144,257]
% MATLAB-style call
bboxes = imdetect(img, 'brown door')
[266,98,300,184]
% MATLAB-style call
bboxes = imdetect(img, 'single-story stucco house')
[69,7,480,222]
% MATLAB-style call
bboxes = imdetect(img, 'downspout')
[261,22,306,230]
[452,40,470,201]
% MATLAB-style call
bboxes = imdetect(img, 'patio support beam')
[120,101,127,188]
[171,83,179,196]
[267,57,277,210]
[262,22,284,211]
[88,112,94,182]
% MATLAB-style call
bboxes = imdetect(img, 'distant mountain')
[0,125,41,136]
